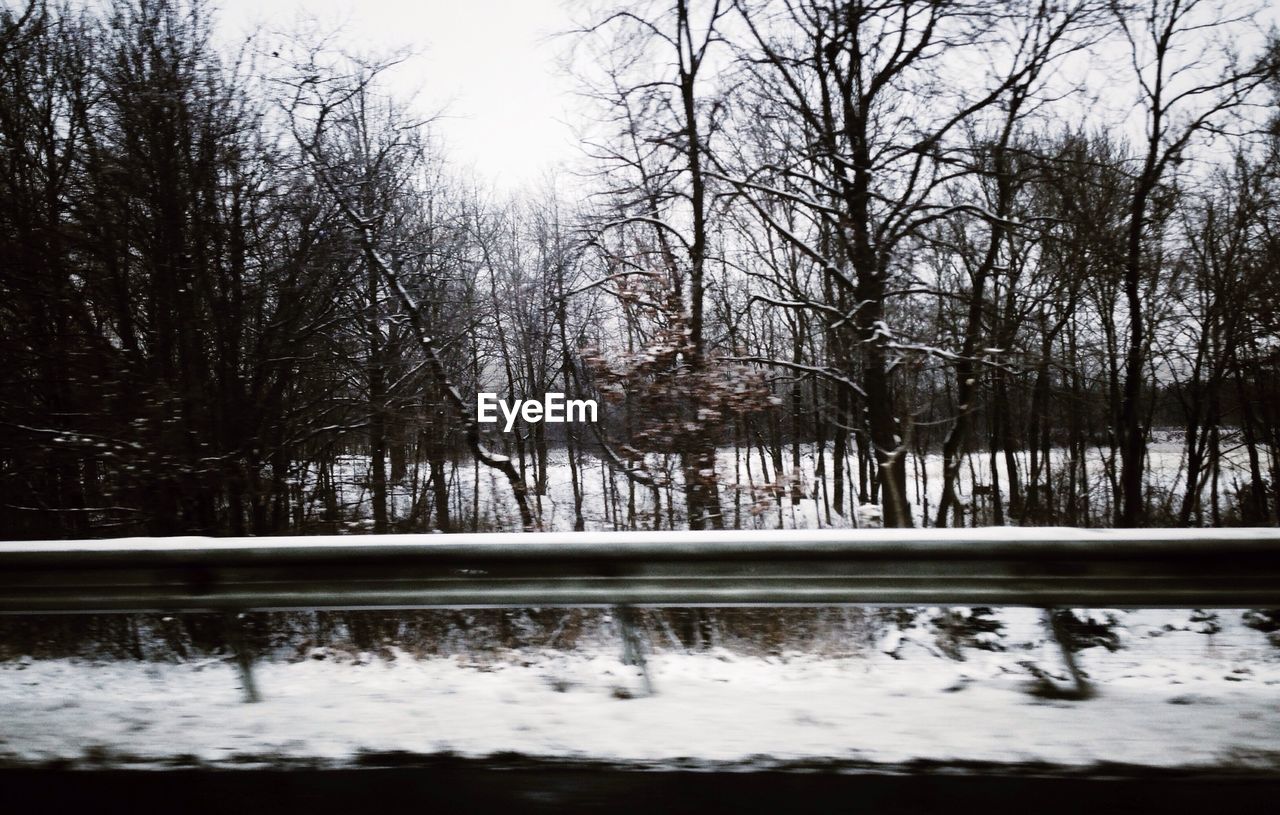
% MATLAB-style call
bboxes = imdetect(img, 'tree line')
[1,0,1278,539]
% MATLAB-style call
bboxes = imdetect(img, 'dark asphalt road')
[2,759,1277,814]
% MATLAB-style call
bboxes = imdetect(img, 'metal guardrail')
[5,527,1278,702]
[3,527,1280,613]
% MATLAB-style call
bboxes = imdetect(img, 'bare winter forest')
[3,0,1280,539]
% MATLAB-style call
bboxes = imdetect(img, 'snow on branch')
[721,355,867,398]
[749,294,844,320]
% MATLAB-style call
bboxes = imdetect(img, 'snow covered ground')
[3,609,1277,772]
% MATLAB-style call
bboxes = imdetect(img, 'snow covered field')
[3,609,1277,772]
[318,432,1265,533]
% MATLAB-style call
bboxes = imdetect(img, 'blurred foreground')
[2,609,1277,773]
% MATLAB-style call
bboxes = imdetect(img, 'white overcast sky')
[211,1,1279,190]
[215,0,583,190]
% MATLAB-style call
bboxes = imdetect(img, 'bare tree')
[283,49,536,530]
[1110,0,1273,526]
[718,0,1106,526]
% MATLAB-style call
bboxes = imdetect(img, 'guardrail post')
[616,604,653,696]
[1042,608,1094,701]
[224,611,261,703]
